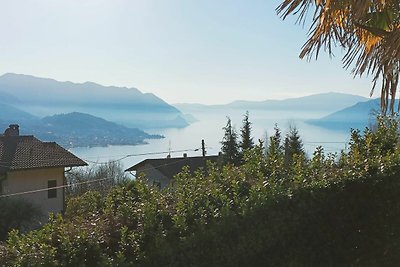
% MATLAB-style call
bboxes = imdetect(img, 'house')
[0,124,87,218]
[125,154,219,189]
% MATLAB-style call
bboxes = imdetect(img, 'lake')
[69,108,351,170]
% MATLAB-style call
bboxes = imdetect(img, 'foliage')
[284,125,305,167]
[1,115,400,266]
[277,0,400,113]
[220,117,240,165]
[0,198,41,241]
[239,111,254,155]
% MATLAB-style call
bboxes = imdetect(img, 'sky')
[0,0,375,105]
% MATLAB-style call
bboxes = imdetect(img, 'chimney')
[4,124,19,137]
[183,153,187,158]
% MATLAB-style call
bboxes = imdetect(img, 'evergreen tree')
[221,117,240,165]
[265,124,285,182]
[266,124,283,159]
[240,111,254,153]
[284,125,306,167]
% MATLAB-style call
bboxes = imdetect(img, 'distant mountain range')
[175,92,384,131]
[175,92,369,115]
[307,98,385,131]
[0,72,383,146]
[0,73,188,129]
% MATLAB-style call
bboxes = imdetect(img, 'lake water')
[69,108,350,170]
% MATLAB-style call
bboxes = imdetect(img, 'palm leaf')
[277,0,400,113]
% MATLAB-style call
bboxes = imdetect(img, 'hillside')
[39,112,163,147]
[0,103,163,147]
[2,118,400,266]
[0,73,188,129]
[307,98,383,131]
[0,103,39,125]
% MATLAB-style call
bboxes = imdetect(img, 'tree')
[284,125,306,167]
[66,161,129,197]
[266,124,283,159]
[221,117,240,165]
[277,0,400,114]
[240,111,254,153]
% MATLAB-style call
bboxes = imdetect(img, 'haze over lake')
[70,108,350,170]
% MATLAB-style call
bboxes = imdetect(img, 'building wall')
[2,167,65,217]
[136,164,170,189]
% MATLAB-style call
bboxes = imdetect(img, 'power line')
[0,148,201,166]
[0,177,112,198]
[0,157,198,198]
[83,148,201,165]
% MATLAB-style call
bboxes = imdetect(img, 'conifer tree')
[265,124,285,182]
[240,111,254,153]
[284,125,305,167]
[221,117,240,165]
[266,124,283,159]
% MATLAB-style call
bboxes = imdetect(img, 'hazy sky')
[0,0,374,104]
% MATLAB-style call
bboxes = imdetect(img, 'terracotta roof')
[125,155,219,179]
[0,135,87,174]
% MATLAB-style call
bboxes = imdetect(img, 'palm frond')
[277,0,400,113]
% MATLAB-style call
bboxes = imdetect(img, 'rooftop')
[125,155,219,178]
[0,134,87,174]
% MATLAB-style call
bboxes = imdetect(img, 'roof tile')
[0,135,87,173]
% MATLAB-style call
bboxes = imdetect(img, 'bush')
[0,198,41,241]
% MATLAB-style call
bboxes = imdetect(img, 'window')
[48,180,57,198]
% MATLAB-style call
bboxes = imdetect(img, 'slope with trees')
[1,115,400,266]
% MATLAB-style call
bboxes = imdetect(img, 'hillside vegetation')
[1,116,400,266]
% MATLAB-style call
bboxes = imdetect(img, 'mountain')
[0,103,39,124]
[307,98,383,131]
[174,92,370,115]
[0,102,40,133]
[0,73,188,128]
[0,103,162,147]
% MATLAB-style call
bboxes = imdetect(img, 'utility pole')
[201,139,206,157]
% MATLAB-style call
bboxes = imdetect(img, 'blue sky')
[0,0,373,104]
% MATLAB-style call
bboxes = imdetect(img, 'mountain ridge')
[174,92,370,115]
[306,98,383,131]
[0,73,188,128]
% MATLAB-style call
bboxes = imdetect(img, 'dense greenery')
[1,116,400,266]
[0,198,41,241]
